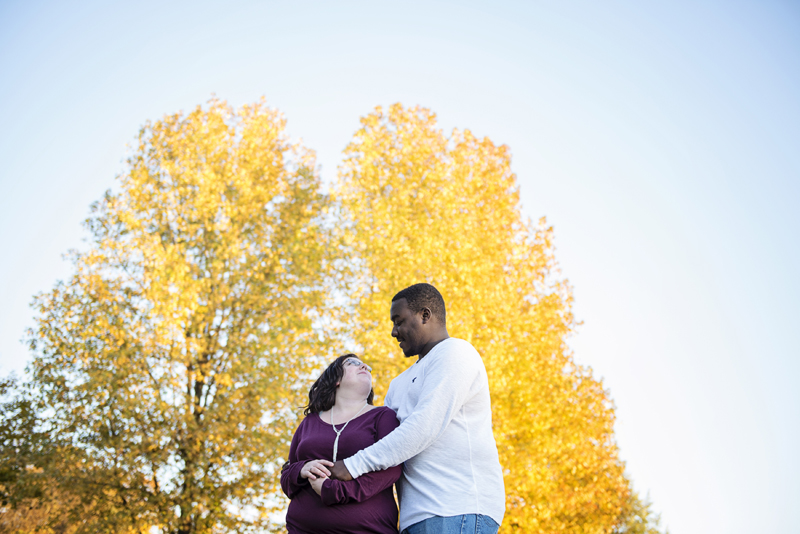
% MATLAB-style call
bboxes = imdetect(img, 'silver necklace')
[329,402,368,462]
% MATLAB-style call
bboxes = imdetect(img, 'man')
[329,283,505,534]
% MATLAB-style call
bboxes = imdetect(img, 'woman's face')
[339,357,373,393]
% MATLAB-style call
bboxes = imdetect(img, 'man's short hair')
[392,283,446,326]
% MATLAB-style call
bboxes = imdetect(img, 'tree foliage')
[2,99,666,534]
[334,104,654,533]
[18,99,334,533]
[613,492,667,534]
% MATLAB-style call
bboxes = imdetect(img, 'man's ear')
[420,307,432,324]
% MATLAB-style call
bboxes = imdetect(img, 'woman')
[281,354,402,534]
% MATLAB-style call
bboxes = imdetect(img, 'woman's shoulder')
[357,405,395,421]
[365,405,400,435]
[369,405,396,416]
[367,405,399,424]
[295,412,322,431]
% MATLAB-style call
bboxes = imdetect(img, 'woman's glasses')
[344,358,372,372]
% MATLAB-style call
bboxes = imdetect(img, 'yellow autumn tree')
[23,98,334,534]
[333,104,636,533]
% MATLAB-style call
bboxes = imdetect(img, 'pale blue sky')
[1,1,798,532]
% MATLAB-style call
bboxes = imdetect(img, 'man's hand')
[300,459,333,481]
[329,460,353,481]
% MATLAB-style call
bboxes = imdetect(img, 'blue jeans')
[401,514,500,534]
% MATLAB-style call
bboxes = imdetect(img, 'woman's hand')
[310,475,327,496]
[300,459,334,480]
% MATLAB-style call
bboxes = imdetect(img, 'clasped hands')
[300,459,354,496]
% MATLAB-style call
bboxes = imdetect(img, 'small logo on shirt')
[412,377,417,383]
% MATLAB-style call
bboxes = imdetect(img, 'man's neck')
[417,333,450,360]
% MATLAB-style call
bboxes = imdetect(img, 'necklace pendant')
[332,434,340,462]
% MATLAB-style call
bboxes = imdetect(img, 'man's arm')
[320,409,402,502]
[342,342,483,479]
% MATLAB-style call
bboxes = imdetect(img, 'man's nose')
[391,326,398,338]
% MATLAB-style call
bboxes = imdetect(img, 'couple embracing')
[280,283,505,534]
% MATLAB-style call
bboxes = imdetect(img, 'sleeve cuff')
[320,478,339,506]
[293,461,309,486]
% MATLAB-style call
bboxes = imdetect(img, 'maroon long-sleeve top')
[281,406,402,534]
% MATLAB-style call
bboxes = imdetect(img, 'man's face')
[390,298,426,357]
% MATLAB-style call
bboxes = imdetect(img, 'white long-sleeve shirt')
[344,337,505,530]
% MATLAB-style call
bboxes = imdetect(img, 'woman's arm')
[280,419,310,499]
[319,408,402,505]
